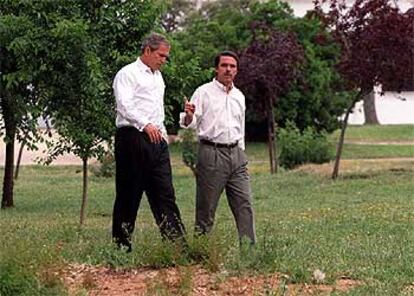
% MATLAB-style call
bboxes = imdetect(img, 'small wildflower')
[313,269,326,283]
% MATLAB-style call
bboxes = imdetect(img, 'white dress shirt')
[180,79,246,150]
[113,58,167,139]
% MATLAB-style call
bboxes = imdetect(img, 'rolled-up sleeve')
[113,71,150,131]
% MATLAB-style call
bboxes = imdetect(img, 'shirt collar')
[136,57,155,74]
[213,78,234,94]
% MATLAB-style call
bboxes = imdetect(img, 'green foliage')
[1,0,166,163]
[0,0,79,207]
[174,0,255,69]
[91,152,115,178]
[275,17,349,133]
[163,38,212,132]
[247,1,349,133]
[278,121,333,169]
[161,0,196,33]
[175,0,348,136]
[179,129,198,176]
[42,0,165,162]
[0,0,167,214]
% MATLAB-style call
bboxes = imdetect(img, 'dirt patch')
[62,264,362,296]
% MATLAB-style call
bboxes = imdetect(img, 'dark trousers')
[112,127,186,248]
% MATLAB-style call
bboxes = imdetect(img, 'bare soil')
[62,264,362,296]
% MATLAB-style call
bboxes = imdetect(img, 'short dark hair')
[214,51,239,68]
[140,33,170,53]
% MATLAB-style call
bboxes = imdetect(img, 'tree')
[41,0,164,224]
[163,38,212,133]
[0,0,165,224]
[161,0,196,33]
[176,0,349,140]
[42,21,112,225]
[252,6,349,133]
[314,0,414,178]
[175,0,255,69]
[0,1,63,208]
[237,23,304,173]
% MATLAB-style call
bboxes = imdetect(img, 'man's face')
[143,43,170,71]
[215,55,238,86]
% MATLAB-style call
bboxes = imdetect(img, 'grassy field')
[1,125,414,295]
[330,124,414,142]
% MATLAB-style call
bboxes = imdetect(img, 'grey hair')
[140,33,170,53]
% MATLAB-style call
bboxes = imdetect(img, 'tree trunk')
[266,96,276,174]
[363,88,379,124]
[267,113,275,174]
[14,140,26,180]
[273,120,278,173]
[79,157,88,225]
[1,133,15,208]
[332,91,364,179]
[1,94,16,209]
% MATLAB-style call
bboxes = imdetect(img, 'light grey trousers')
[195,143,256,243]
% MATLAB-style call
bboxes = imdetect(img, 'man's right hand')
[184,97,195,126]
[143,123,162,144]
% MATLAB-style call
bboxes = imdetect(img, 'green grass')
[1,163,414,295]
[1,124,414,295]
[330,124,414,142]
[340,143,414,159]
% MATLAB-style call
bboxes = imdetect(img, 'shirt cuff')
[136,120,151,132]
[179,112,197,129]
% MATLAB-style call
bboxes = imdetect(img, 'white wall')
[348,92,414,124]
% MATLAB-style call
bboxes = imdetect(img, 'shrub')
[180,129,198,177]
[91,151,115,178]
[278,121,333,169]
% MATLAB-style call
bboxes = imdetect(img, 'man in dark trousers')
[180,51,256,244]
[112,33,186,251]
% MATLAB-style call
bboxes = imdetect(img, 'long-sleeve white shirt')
[113,58,167,138]
[180,79,246,150]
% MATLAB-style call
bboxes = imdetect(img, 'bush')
[278,121,333,169]
[91,152,115,178]
[179,129,198,177]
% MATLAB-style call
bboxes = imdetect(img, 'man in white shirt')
[180,51,256,244]
[112,33,186,252]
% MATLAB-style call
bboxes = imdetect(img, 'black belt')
[200,139,238,148]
